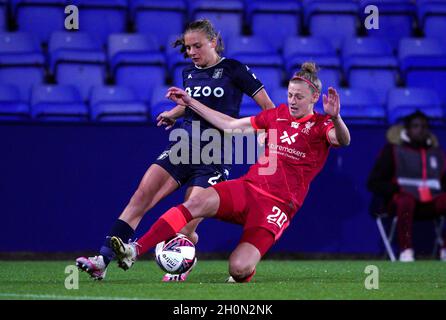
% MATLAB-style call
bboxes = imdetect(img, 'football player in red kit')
[110,62,351,282]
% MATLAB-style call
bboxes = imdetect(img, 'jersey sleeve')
[231,60,265,98]
[321,117,336,145]
[250,109,270,130]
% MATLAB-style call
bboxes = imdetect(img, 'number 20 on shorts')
[267,206,288,228]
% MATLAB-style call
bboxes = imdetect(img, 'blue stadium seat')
[225,36,283,90]
[72,0,128,45]
[399,38,446,106]
[189,0,244,41]
[246,0,302,53]
[90,86,148,122]
[387,88,444,124]
[0,84,30,121]
[282,37,339,86]
[108,33,166,102]
[165,35,190,86]
[342,37,399,106]
[418,1,446,46]
[304,1,359,51]
[131,0,186,50]
[360,0,416,50]
[337,87,386,125]
[0,32,45,101]
[149,85,177,123]
[31,85,89,122]
[0,0,7,31]
[270,86,288,106]
[239,94,264,118]
[12,0,66,44]
[49,31,106,101]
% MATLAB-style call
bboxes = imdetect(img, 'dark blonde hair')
[173,19,224,58]
[290,62,322,94]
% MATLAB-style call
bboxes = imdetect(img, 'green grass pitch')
[1,260,445,300]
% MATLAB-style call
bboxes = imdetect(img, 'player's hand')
[166,87,192,107]
[323,87,340,119]
[156,111,176,130]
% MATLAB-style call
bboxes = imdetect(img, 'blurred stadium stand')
[0,0,443,124]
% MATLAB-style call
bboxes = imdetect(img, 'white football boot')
[440,248,446,262]
[110,236,139,270]
[399,248,415,262]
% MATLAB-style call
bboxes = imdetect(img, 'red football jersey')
[241,104,335,215]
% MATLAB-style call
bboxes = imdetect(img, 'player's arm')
[156,105,186,130]
[166,87,254,131]
[253,88,275,110]
[323,87,351,146]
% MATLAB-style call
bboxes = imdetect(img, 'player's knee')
[229,259,253,280]
[179,230,199,245]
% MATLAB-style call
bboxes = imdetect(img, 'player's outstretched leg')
[75,164,178,280]
[110,236,140,270]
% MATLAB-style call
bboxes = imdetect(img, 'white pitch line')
[0,293,156,300]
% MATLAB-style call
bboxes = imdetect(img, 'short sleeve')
[321,117,335,144]
[251,110,269,130]
[231,60,264,97]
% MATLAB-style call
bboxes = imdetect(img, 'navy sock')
[100,219,135,266]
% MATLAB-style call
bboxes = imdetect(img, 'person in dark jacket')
[367,111,446,262]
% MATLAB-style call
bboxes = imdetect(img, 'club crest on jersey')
[301,121,315,135]
[291,122,299,129]
[280,131,298,145]
[212,68,223,79]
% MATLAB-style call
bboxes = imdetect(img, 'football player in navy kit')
[76,19,275,281]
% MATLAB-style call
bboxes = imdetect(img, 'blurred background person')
[367,111,446,262]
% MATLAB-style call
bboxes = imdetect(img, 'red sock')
[136,204,193,256]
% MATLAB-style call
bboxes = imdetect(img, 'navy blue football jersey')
[182,58,264,126]
[176,57,264,165]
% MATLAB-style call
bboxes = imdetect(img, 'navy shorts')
[154,147,229,188]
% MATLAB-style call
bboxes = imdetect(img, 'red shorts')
[211,179,296,256]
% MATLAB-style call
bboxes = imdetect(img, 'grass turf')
[0,260,445,300]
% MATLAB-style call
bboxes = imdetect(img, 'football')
[155,234,196,274]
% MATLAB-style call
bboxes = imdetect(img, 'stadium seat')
[30,85,89,122]
[0,0,7,31]
[0,32,45,102]
[165,35,191,87]
[131,0,186,50]
[0,84,30,121]
[304,1,359,51]
[239,94,261,118]
[360,0,416,50]
[108,33,166,102]
[337,87,386,125]
[49,31,106,101]
[246,0,302,53]
[225,36,283,90]
[342,37,399,106]
[399,38,446,106]
[387,88,444,124]
[418,1,446,46]
[12,0,66,44]
[72,0,128,46]
[189,0,244,41]
[149,85,177,124]
[282,36,340,88]
[90,86,148,122]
